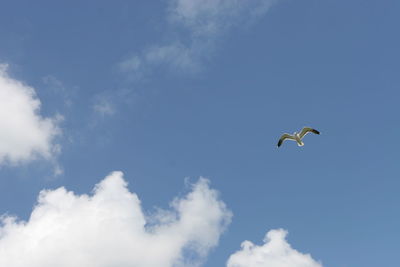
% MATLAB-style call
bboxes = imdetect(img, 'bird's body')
[293,132,305,146]
[277,127,320,147]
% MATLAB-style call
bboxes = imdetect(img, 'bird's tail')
[297,141,304,147]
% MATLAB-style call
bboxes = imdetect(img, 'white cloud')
[227,229,322,267]
[0,64,61,165]
[0,171,232,267]
[121,0,278,75]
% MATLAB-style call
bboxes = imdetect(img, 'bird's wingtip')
[312,129,320,135]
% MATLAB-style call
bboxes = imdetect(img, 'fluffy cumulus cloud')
[0,64,61,165]
[227,229,322,267]
[0,171,232,267]
[120,0,278,75]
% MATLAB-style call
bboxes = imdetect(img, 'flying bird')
[277,127,320,147]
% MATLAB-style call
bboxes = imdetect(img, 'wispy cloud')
[42,75,74,108]
[227,229,322,267]
[0,64,61,166]
[168,0,277,35]
[118,55,142,74]
[90,88,135,120]
[120,0,278,77]
[92,95,116,116]
[0,172,232,267]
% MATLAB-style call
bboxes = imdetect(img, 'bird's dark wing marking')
[299,127,320,138]
[277,134,295,147]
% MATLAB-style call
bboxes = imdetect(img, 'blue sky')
[0,0,399,266]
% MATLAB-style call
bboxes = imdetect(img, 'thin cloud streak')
[119,0,278,76]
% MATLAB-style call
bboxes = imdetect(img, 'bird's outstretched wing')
[299,127,320,139]
[277,133,295,147]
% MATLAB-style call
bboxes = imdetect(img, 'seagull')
[277,127,320,147]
